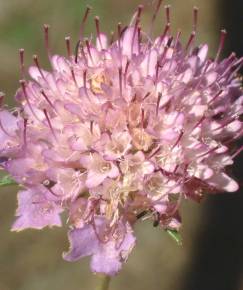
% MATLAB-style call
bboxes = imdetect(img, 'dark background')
[0,0,242,289]
[180,1,243,289]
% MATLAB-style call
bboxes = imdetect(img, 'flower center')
[99,162,112,173]
[131,128,153,151]
[90,74,110,94]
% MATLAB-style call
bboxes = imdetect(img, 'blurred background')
[0,0,242,289]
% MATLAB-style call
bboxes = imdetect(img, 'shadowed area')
[178,1,243,289]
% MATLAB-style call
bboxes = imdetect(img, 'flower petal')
[63,225,98,261]
[11,186,62,231]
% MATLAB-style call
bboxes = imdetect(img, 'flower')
[0,2,242,275]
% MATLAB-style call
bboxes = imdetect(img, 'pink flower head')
[0,3,242,275]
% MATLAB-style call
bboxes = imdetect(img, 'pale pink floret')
[80,153,119,188]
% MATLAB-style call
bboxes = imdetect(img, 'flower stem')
[96,274,111,290]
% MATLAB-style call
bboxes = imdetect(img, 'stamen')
[142,92,151,101]
[216,54,238,82]
[70,67,78,87]
[227,57,243,82]
[43,109,57,140]
[167,30,181,71]
[158,43,169,65]
[185,31,196,52]
[43,24,51,60]
[117,22,122,64]
[65,36,72,58]
[174,30,182,47]
[118,67,123,98]
[75,40,81,63]
[215,29,227,63]
[168,192,182,216]
[190,115,206,133]
[173,164,179,174]
[231,145,243,159]
[92,216,109,243]
[166,36,173,48]
[229,129,243,143]
[159,22,170,45]
[158,167,169,177]
[141,108,145,128]
[231,56,243,68]
[197,146,219,158]
[136,4,144,21]
[40,89,57,112]
[33,55,47,82]
[156,92,162,116]
[131,94,137,102]
[0,92,4,106]
[165,5,171,26]
[172,130,184,149]
[109,30,114,45]
[19,48,25,79]
[193,6,199,32]
[83,70,89,97]
[90,120,94,134]
[136,210,148,219]
[95,16,103,49]
[85,39,94,64]
[194,59,212,89]
[162,37,172,59]
[208,89,223,105]
[120,25,128,36]
[149,0,163,37]
[79,5,92,40]
[116,161,123,176]
[23,118,28,146]
[212,117,239,132]
[117,22,122,38]
[137,25,142,53]
[155,61,160,85]
[124,60,130,88]
[153,212,160,227]
[131,5,143,56]
[48,187,59,197]
[148,146,161,159]
[20,80,40,121]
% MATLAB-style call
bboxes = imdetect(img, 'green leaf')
[166,229,182,246]
[0,175,17,187]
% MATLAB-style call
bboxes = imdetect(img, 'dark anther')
[136,210,148,219]
[42,180,56,189]
[0,157,9,163]
[153,212,160,227]
[75,40,81,63]
[167,36,173,48]
[153,220,160,227]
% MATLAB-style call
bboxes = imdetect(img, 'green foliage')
[0,175,17,187]
[166,229,182,246]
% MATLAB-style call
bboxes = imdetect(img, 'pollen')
[90,73,110,94]
[131,128,153,151]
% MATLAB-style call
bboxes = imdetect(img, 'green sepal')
[166,229,182,246]
[0,175,17,187]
